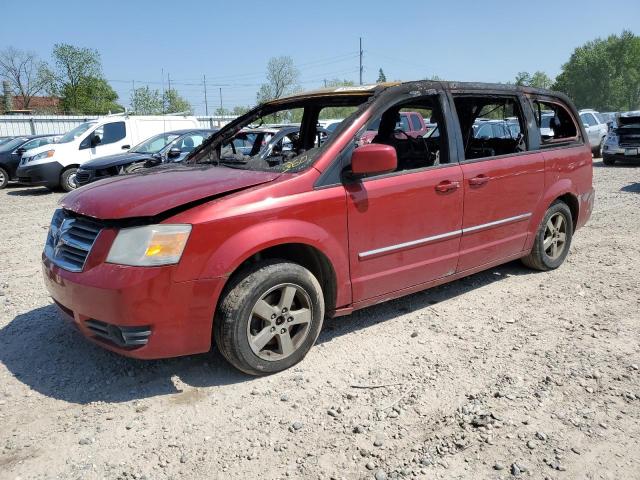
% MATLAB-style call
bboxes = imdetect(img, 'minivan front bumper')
[17,161,63,187]
[42,255,224,359]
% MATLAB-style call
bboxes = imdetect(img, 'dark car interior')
[365,96,446,172]
[533,100,579,145]
[453,96,527,160]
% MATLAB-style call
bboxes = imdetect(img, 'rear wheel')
[215,260,325,375]
[0,167,8,189]
[522,201,573,271]
[60,167,79,192]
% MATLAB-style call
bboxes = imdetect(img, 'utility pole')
[131,80,135,112]
[161,68,165,114]
[359,37,363,85]
[219,87,223,115]
[203,75,209,116]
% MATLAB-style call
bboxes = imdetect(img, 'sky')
[1,0,638,115]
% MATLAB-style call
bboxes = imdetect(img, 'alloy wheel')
[543,212,567,260]
[247,283,313,361]
[67,172,78,190]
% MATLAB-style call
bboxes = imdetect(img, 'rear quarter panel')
[524,144,593,250]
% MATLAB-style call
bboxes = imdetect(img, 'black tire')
[593,137,605,158]
[602,155,615,166]
[215,260,325,376]
[522,201,573,271]
[0,167,8,189]
[60,167,79,192]
[123,163,144,174]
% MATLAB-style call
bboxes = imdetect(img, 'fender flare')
[198,218,351,304]
[524,179,578,250]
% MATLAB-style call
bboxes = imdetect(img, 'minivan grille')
[44,209,102,272]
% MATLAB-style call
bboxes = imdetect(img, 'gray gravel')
[1,159,639,479]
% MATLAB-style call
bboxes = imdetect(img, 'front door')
[87,121,129,160]
[345,92,463,303]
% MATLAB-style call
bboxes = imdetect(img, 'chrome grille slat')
[44,210,103,272]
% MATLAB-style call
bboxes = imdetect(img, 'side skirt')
[331,250,530,317]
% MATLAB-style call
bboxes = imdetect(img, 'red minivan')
[42,82,594,375]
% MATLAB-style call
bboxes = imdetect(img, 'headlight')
[106,224,192,266]
[26,149,55,163]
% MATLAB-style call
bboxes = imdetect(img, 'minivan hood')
[81,151,155,170]
[62,165,281,220]
[25,141,72,159]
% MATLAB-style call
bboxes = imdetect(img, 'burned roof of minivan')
[266,80,562,106]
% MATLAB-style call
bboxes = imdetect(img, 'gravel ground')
[0,159,639,480]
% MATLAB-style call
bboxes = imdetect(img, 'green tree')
[376,68,387,83]
[51,43,103,113]
[131,86,163,114]
[214,106,230,116]
[553,30,640,111]
[232,105,251,116]
[256,56,300,104]
[514,71,553,89]
[58,76,122,114]
[163,88,192,114]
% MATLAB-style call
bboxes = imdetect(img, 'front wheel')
[0,167,8,189]
[60,167,79,192]
[522,201,573,271]
[602,155,616,166]
[215,260,325,375]
[123,162,145,174]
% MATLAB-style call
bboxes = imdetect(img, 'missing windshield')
[187,94,376,173]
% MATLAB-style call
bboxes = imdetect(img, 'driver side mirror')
[167,147,181,159]
[15,147,26,155]
[90,134,101,147]
[350,143,397,177]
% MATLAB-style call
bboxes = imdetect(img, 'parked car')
[75,129,216,186]
[360,111,431,144]
[42,81,593,375]
[473,119,518,139]
[602,110,640,165]
[221,126,329,167]
[0,134,59,189]
[600,111,618,129]
[317,119,343,132]
[16,115,200,191]
[579,109,609,155]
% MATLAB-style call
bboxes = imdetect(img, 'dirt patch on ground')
[0,161,639,479]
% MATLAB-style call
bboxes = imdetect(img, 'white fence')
[0,115,236,136]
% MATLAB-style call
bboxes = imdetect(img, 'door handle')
[468,175,489,186]
[435,180,460,193]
